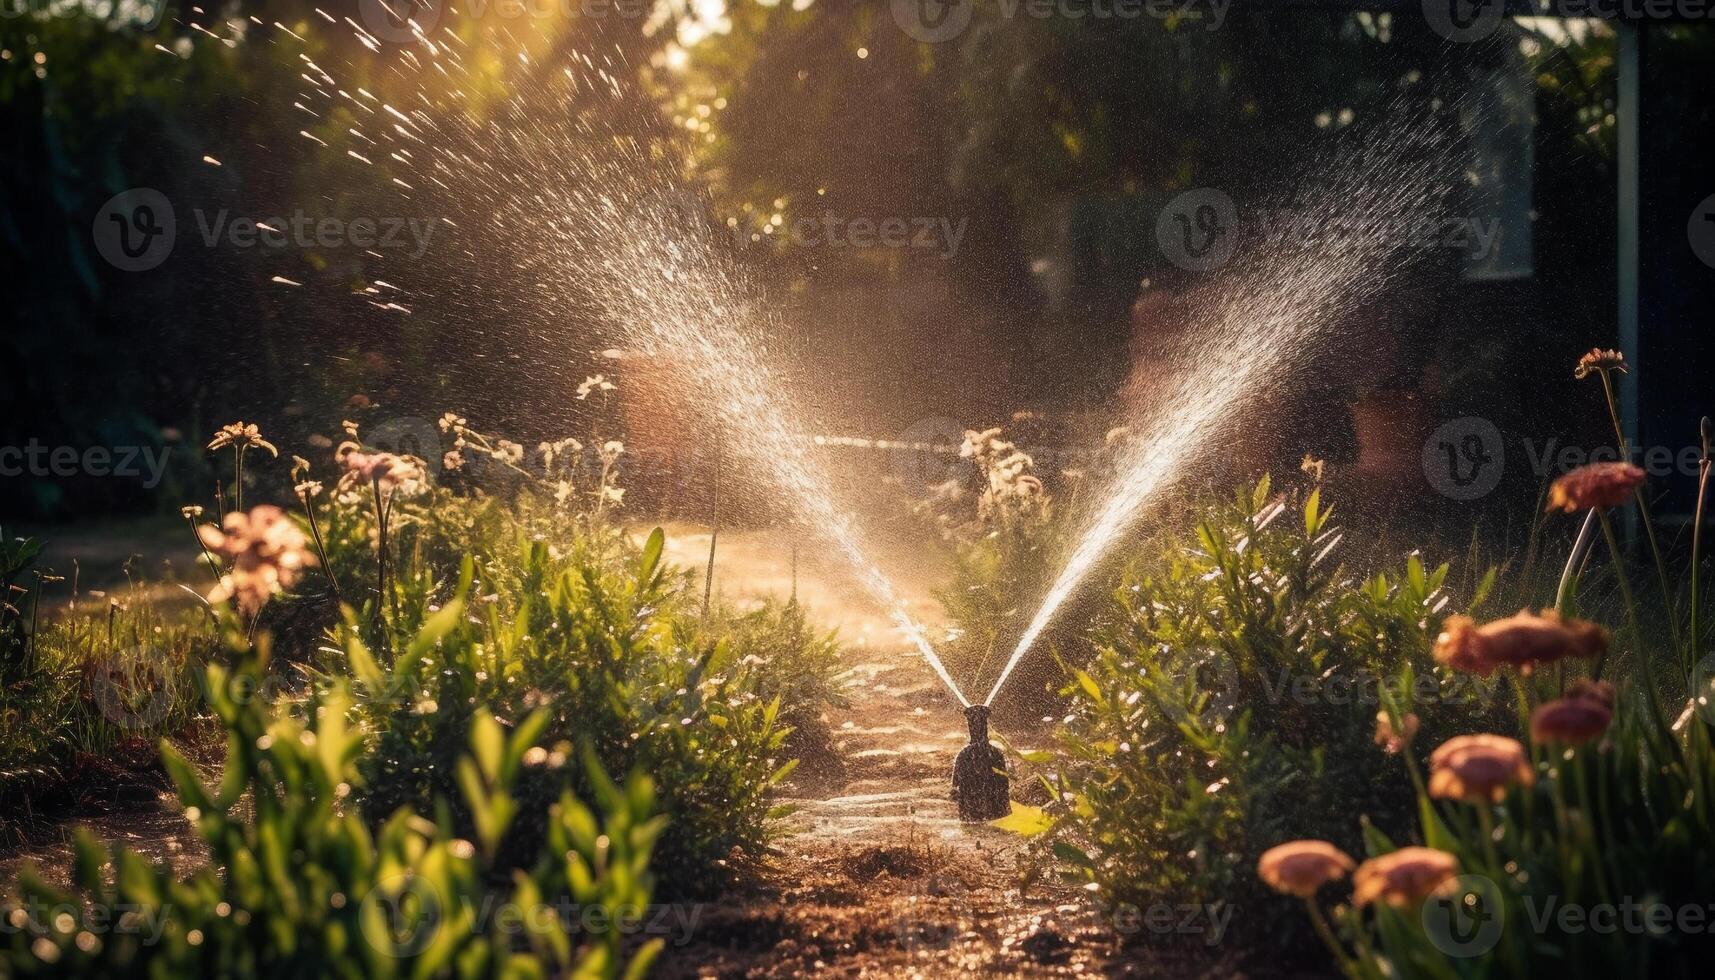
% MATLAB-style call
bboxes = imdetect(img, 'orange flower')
[1573,348,1627,380]
[1530,680,1616,745]
[1547,462,1645,512]
[1258,840,1355,898]
[1352,848,1459,908]
[1428,734,1533,803]
[1374,710,1420,755]
[1433,609,1608,677]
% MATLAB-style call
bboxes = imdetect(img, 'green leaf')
[1073,669,1102,703]
[992,802,1055,836]
[471,713,504,782]
[1471,566,1499,611]
[639,527,665,583]
[407,597,467,661]
[1051,840,1094,868]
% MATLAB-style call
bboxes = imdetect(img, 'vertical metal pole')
[1617,22,1642,541]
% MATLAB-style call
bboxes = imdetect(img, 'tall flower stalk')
[1576,349,1679,651]
[291,456,341,607]
[1694,417,1712,667]
[207,422,278,516]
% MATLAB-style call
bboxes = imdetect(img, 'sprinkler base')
[951,705,1010,822]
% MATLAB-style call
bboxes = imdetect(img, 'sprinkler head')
[951,704,1010,822]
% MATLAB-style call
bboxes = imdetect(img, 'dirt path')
[652,524,1176,978]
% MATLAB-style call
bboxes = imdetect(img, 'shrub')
[333,529,797,898]
[1,613,663,979]
[705,598,848,779]
[1025,477,1498,950]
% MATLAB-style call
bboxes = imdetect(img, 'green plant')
[1020,477,1498,950]
[707,597,849,776]
[1,612,663,979]
[331,526,798,898]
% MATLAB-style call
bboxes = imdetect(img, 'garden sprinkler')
[951,705,1010,822]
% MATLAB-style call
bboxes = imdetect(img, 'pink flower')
[1258,841,1355,898]
[1428,734,1533,804]
[197,506,315,615]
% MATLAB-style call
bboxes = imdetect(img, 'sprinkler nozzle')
[951,704,1010,822]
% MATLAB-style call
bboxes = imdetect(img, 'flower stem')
[1693,455,1710,674]
[702,434,722,621]
[233,447,245,516]
[301,491,341,607]
[1556,511,1600,614]
[188,516,223,588]
[1599,371,1680,651]
[1304,900,1357,977]
[372,477,389,631]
